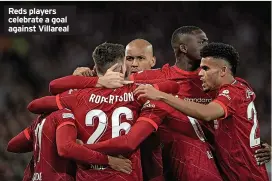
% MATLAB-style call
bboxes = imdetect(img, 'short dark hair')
[92,42,125,74]
[171,26,202,49]
[200,42,239,75]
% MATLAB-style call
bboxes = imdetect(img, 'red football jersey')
[211,78,269,181]
[22,157,34,181]
[131,64,223,181]
[24,109,76,181]
[56,84,168,181]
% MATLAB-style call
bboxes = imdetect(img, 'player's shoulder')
[133,64,169,75]
[218,78,255,100]
[50,109,75,121]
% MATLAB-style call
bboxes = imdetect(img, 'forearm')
[84,121,155,155]
[59,141,109,165]
[57,126,108,165]
[28,96,58,114]
[7,131,32,153]
[159,92,215,121]
[49,76,99,95]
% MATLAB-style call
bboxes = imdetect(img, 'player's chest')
[176,80,215,103]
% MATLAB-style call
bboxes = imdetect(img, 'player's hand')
[97,63,133,88]
[108,155,132,174]
[134,84,164,100]
[255,143,271,165]
[73,67,95,77]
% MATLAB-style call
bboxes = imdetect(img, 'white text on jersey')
[89,92,134,104]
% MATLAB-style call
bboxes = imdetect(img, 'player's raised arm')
[7,125,33,153]
[134,85,226,122]
[28,88,80,114]
[28,96,59,114]
[49,63,133,95]
[49,76,99,95]
[129,68,166,81]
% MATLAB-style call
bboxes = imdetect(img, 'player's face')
[186,30,208,61]
[199,57,221,92]
[125,47,155,73]
[120,58,128,78]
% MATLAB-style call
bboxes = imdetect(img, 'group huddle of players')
[7,26,271,181]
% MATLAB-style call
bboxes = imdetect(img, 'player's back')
[213,78,269,181]
[58,84,143,181]
[29,110,76,181]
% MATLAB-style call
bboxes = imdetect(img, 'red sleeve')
[83,100,171,155]
[212,85,240,119]
[130,68,165,81]
[7,128,33,153]
[56,124,108,165]
[138,100,173,130]
[154,80,179,95]
[49,76,98,95]
[28,96,59,114]
[56,89,79,110]
[83,121,155,155]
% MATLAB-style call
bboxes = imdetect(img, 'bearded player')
[135,42,269,181]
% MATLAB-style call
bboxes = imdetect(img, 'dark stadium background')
[0,1,270,180]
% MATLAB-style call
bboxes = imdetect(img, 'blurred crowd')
[0,2,270,180]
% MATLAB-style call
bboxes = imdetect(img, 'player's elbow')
[202,115,213,122]
[49,80,59,95]
[124,139,139,152]
[193,109,212,122]
[199,111,214,122]
[7,140,18,153]
[27,100,39,114]
[57,144,70,158]
[126,143,137,152]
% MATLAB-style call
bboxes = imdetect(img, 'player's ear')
[220,66,228,77]
[179,44,187,54]
[150,56,156,68]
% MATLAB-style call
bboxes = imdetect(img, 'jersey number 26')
[85,107,133,144]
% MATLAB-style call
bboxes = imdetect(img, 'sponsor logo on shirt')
[142,100,155,110]
[184,97,212,104]
[218,89,231,100]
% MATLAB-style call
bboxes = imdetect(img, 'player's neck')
[175,56,200,72]
[219,76,236,87]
